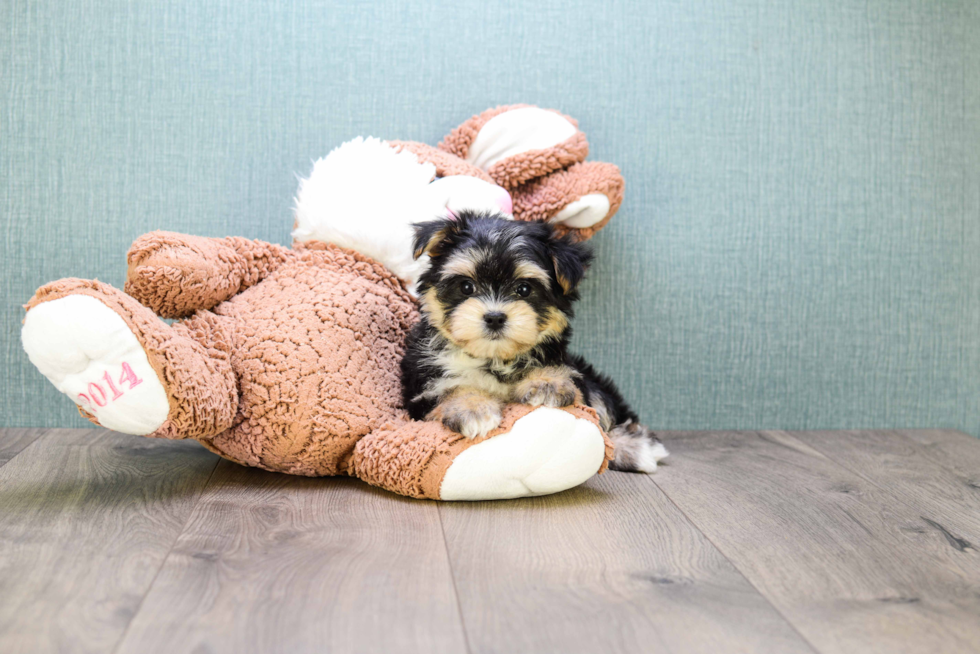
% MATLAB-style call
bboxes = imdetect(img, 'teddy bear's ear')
[412,217,459,260]
[439,105,588,189]
[548,233,594,295]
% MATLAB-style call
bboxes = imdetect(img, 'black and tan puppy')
[401,211,667,473]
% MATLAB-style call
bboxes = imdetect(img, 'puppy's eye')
[515,282,532,298]
[460,280,475,296]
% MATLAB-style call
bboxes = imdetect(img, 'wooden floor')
[0,428,978,653]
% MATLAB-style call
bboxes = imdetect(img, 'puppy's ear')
[412,218,458,260]
[549,235,593,294]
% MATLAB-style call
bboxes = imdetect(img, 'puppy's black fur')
[401,211,667,473]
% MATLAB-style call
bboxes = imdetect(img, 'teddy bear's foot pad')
[439,407,607,501]
[22,295,169,435]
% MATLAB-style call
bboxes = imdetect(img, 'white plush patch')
[465,107,578,171]
[22,295,170,435]
[552,193,610,229]
[292,137,443,289]
[439,407,606,501]
[421,175,514,218]
[293,139,523,291]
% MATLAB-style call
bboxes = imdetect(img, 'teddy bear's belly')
[207,261,413,476]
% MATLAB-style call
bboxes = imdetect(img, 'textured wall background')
[2,0,979,435]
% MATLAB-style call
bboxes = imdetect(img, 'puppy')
[400,211,667,473]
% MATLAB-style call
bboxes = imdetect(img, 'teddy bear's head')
[290,105,625,291]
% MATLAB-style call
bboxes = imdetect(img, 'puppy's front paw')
[436,392,503,439]
[519,380,578,408]
[516,368,580,408]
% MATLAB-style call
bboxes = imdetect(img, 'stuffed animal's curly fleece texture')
[32,240,419,476]
[511,162,625,239]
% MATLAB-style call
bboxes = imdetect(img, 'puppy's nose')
[483,311,508,331]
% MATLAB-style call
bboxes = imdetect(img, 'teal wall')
[3,1,979,435]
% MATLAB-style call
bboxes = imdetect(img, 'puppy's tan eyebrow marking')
[514,261,551,284]
[440,251,479,279]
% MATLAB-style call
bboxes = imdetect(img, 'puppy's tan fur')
[513,365,582,407]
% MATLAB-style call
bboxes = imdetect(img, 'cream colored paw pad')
[439,407,606,501]
[22,295,169,435]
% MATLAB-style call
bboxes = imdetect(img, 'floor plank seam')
[0,428,51,471]
[109,453,223,654]
[779,430,978,548]
[845,430,977,486]
[437,506,475,654]
[8,428,978,653]
[646,470,824,654]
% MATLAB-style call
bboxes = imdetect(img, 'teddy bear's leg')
[438,105,590,189]
[23,279,238,439]
[350,405,614,501]
[125,231,297,318]
[510,161,626,240]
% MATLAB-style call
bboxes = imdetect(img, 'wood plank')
[439,471,817,654]
[115,461,468,654]
[897,429,980,479]
[799,430,980,544]
[653,430,980,654]
[0,428,219,654]
[0,428,49,468]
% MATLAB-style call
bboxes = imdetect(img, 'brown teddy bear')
[22,105,648,501]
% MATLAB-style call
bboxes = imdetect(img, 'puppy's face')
[413,212,592,361]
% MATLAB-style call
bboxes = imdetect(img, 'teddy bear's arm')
[125,231,297,318]
[350,405,613,500]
